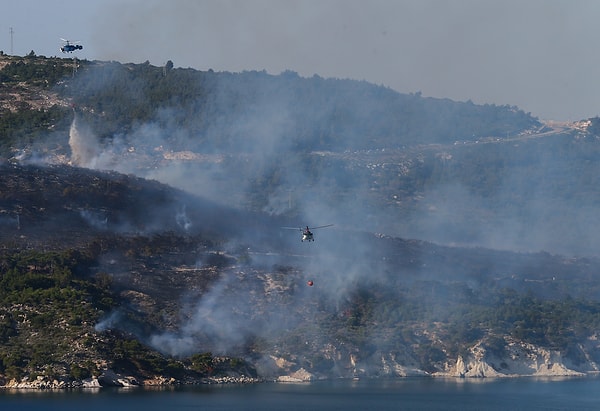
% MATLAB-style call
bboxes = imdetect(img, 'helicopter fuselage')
[302,232,314,242]
[61,44,83,53]
[283,224,331,242]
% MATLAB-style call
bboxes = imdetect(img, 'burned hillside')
[0,163,268,247]
[0,164,600,384]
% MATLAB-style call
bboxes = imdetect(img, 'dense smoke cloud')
[147,230,386,357]
[58,58,600,360]
[62,65,379,357]
[391,134,600,257]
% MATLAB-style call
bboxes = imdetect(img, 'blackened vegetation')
[1,164,600,381]
[0,164,258,383]
[0,163,246,246]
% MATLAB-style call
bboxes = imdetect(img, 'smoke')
[150,267,300,356]
[95,311,122,332]
[391,135,600,257]
[151,272,249,356]
[54,59,600,364]
[143,223,393,359]
[69,111,101,167]
[175,204,192,232]
[79,209,108,230]
[59,63,380,358]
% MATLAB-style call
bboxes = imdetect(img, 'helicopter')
[282,224,333,242]
[60,39,83,53]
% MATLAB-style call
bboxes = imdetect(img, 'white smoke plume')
[79,209,108,230]
[175,204,192,232]
[95,311,122,332]
[69,112,102,167]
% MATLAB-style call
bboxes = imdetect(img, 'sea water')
[1,377,599,411]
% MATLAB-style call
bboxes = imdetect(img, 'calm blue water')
[1,377,599,411]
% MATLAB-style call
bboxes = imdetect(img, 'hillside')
[1,164,600,385]
[2,55,600,386]
[6,54,598,257]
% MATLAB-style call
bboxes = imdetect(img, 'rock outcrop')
[256,334,600,382]
[439,337,590,378]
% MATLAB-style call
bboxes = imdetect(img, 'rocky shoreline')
[1,359,596,390]
[2,332,600,390]
[0,370,264,390]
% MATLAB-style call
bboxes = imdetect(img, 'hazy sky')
[2,0,599,121]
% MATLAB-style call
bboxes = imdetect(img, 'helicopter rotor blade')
[310,224,334,230]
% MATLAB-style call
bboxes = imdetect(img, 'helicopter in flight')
[282,224,333,242]
[60,39,83,53]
